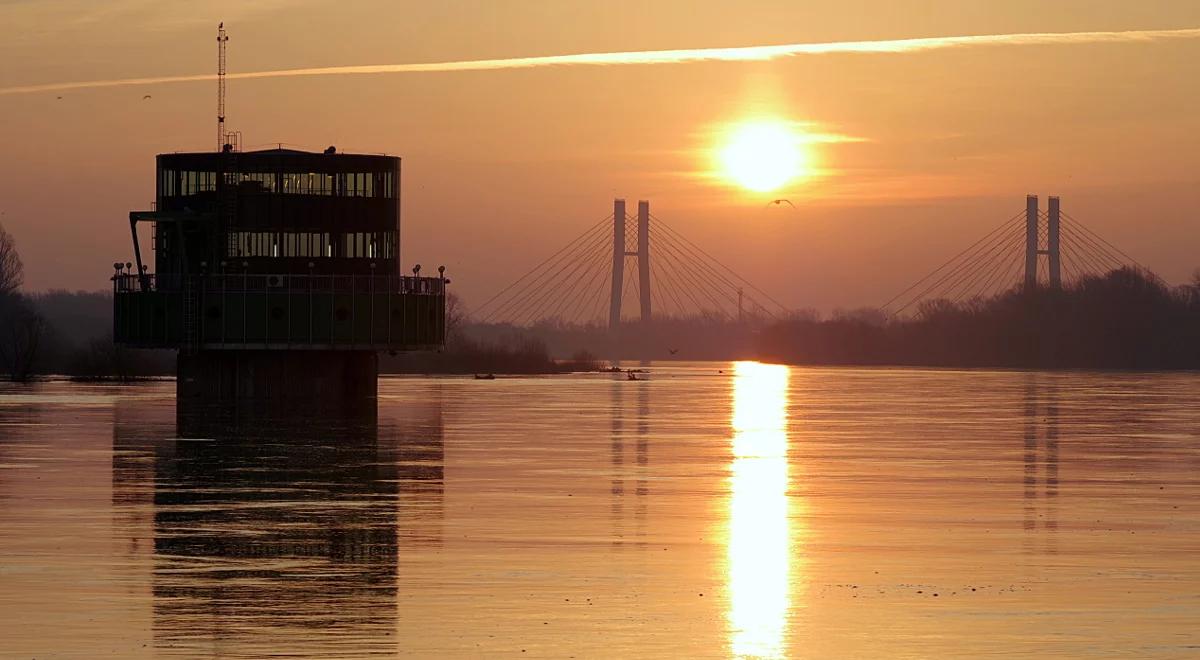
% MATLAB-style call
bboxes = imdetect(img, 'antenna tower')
[216,22,229,151]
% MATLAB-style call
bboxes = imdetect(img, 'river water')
[0,362,1197,658]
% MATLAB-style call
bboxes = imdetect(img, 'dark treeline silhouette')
[380,336,601,375]
[461,267,1200,370]
[466,313,761,362]
[2,290,173,380]
[757,267,1200,369]
[1,222,172,381]
[381,293,603,374]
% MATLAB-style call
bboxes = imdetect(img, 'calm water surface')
[1,363,1198,658]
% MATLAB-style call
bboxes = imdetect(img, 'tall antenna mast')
[217,22,229,151]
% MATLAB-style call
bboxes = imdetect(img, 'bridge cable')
[475,214,611,319]
[954,231,1027,302]
[1060,222,1123,274]
[487,225,610,324]
[507,229,612,324]
[894,217,1023,309]
[650,214,791,315]
[651,230,732,319]
[555,247,611,325]
[649,224,776,318]
[945,228,1027,301]
[893,214,1024,310]
[1062,212,1152,274]
[648,224,748,302]
[652,239,731,319]
[651,257,688,317]
[651,239,713,319]
[974,231,1028,299]
[536,239,613,325]
[881,210,1026,312]
[889,213,1026,316]
[480,221,610,323]
[653,226,748,317]
[650,226,743,315]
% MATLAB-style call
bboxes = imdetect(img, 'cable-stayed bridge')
[473,195,1151,327]
[882,195,1153,317]
[474,200,790,326]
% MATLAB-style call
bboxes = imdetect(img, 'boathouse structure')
[112,147,445,400]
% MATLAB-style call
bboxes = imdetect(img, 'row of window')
[159,170,397,198]
[227,231,397,259]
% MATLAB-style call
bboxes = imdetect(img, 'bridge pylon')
[1025,194,1063,292]
[609,198,652,329]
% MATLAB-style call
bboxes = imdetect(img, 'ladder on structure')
[219,153,239,258]
[181,281,198,353]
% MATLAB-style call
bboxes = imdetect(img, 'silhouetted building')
[111,147,445,400]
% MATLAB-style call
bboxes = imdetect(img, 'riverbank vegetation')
[755,267,1200,370]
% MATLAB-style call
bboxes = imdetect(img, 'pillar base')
[178,350,378,402]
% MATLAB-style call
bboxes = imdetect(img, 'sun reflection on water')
[727,361,791,659]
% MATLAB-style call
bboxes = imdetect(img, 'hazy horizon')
[2,0,1198,312]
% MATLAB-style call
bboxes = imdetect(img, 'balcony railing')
[113,271,446,350]
[113,272,446,296]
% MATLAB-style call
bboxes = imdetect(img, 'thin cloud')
[2,27,1198,96]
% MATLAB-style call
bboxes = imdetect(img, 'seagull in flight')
[668,348,679,355]
[765,199,795,208]
[142,95,152,100]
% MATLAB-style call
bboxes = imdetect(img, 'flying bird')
[142,95,152,100]
[56,96,62,100]
[668,348,679,355]
[765,199,795,208]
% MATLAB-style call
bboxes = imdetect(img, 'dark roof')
[156,148,399,172]
[243,147,316,155]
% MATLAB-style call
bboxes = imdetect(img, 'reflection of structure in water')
[1022,377,1059,553]
[610,376,649,547]
[113,396,444,656]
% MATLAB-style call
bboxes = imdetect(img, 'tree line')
[0,224,172,381]
[755,267,1200,370]
[462,267,1200,370]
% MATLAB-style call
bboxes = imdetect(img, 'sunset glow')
[717,121,812,193]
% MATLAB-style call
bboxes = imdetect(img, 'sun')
[716,120,812,193]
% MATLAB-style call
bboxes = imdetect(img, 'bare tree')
[444,291,467,347]
[1184,268,1200,306]
[0,223,22,297]
[0,294,46,381]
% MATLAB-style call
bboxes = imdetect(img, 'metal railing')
[113,272,446,296]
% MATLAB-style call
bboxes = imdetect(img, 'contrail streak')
[3,27,1198,96]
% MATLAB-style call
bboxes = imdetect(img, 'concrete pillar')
[1025,195,1039,292]
[637,201,651,323]
[1047,196,1062,290]
[177,350,378,402]
[609,199,626,330]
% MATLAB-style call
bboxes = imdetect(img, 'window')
[227,231,334,258]
[237,172,276,193]
[159,169,178,197]
[179,171,216,195]
[382,171,395,199]
[254,170,394,198]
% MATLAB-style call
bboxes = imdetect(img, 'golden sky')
[1,0,1198,311]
